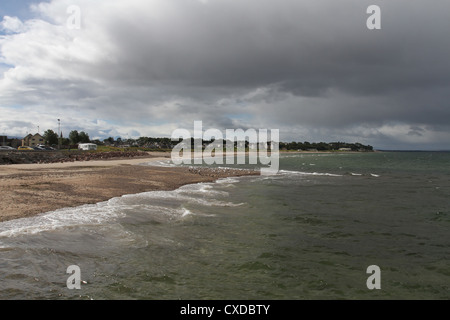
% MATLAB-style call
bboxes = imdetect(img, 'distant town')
[0,130,374,152]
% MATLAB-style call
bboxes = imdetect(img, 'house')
[22,133,45,147]
[0,136,21,148]
[9,138,22,148]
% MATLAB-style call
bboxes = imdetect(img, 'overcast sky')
[1,0,449,150]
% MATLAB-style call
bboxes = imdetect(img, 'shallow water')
[0,152,448,299]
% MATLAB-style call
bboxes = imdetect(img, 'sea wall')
[0,150,150,165]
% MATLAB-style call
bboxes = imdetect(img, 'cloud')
[0,16,26,33]
[0,0,449,149]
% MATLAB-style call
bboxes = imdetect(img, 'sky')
[0,0,449,150]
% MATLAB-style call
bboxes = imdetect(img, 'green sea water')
[0,152,448,299]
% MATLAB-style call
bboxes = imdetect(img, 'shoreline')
[0,155,258,223]
[0,149,377,166]
[0,150,375,223]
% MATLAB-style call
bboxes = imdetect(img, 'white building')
[78,143,97,151]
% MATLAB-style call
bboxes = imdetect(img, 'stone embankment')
[0,150,150,165]
[188,166,259,178]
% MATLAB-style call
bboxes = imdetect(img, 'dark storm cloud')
[100,0,450,130]
[105,0,450,93]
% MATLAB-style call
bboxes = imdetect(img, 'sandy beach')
[0,153,258,223]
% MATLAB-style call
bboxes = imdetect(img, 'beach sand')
[0,154,258,222]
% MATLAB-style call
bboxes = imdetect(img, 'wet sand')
[0,155,258,222]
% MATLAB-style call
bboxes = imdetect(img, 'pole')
[58,119,61,150]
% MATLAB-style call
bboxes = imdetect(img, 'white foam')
[0,174,245,240]
[216,177,240,184]
[279,170,343,177]
[181,208,192,217]
[0,201,121,239]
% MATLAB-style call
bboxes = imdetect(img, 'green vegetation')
[69,130,90,144]
[43,129,58,145]
[279,141,373,152]
[38,128,373,153]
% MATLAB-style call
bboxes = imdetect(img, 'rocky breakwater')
[188,166,260,178]
[0,150,151,165]
[63,151,150,163]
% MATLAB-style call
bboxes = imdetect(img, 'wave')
[215,177,241,184]
[278,170,343,177]
[350,172,381,177]
[278,170,381,178]
[0,201,122,239]
[0,178,245,240]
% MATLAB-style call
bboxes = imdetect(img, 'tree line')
[43,129,91,146]
[42,130,373,152]
[279,141,373,151]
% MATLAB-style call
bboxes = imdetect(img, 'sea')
[0,151,448,300]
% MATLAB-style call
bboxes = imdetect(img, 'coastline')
[0,150,373,223]
[0,154,258,223]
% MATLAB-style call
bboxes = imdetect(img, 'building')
[9,138,22,148]
[0,136,21,148]
[22,133,45,147]
[78,143,97,151]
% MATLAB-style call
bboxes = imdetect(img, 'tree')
[61,137,70,146]
[69,130,90,144]
[43,129,59,145]
[78,131,90,143]
[104,137,114,145]
[69,130,80,144]
[91,139,104,146]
